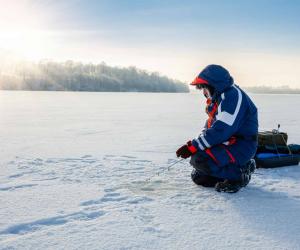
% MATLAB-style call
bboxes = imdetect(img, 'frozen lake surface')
[0,91,300,249]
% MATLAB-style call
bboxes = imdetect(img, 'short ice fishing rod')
[166,158,186,171]
[145,158,186,182]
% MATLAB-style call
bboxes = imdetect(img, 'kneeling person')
[176,65,258,193]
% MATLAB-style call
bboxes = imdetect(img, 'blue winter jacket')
[192,65,258,166]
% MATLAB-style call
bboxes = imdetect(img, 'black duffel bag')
[258,131,288,147]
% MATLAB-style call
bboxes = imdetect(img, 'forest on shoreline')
[0,61,189,93]
[244,86,300,94]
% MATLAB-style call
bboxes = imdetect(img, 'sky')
[0,0,300,87]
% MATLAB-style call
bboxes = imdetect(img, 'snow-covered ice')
[0,91,300,250]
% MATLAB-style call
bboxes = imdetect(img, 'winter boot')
[215,159,256,193]
[248,159,256,174]
[215,179,243,193]
[241,159,256,187]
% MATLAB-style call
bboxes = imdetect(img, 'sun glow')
[0,0,52,60]
[0,29,53,60]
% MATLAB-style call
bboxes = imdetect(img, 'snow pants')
[190,140,257,181]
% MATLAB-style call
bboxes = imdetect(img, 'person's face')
[202,88,211,99]
[196,84,211,99]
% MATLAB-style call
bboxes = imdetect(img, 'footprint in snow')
[8,173,24,179]
[0,184,38,191]
[80,186,153,207]
[81,155,93,158]
[0,210,105,235]
[80,192,128,206]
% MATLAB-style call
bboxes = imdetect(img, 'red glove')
[176,141,197,159]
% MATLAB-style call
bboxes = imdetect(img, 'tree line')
[244,85,300,94]
[0,61,189,93]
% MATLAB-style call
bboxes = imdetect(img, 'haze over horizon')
[1,0,300,88]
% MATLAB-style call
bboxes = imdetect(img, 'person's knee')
[191,169,221,187]
[190,154,211,175]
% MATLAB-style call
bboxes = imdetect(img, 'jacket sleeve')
[192,85,245,151]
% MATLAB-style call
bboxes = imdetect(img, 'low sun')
[0,29,51,60]
[0,1,51,60]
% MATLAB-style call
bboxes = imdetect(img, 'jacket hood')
[198,65,234,93]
